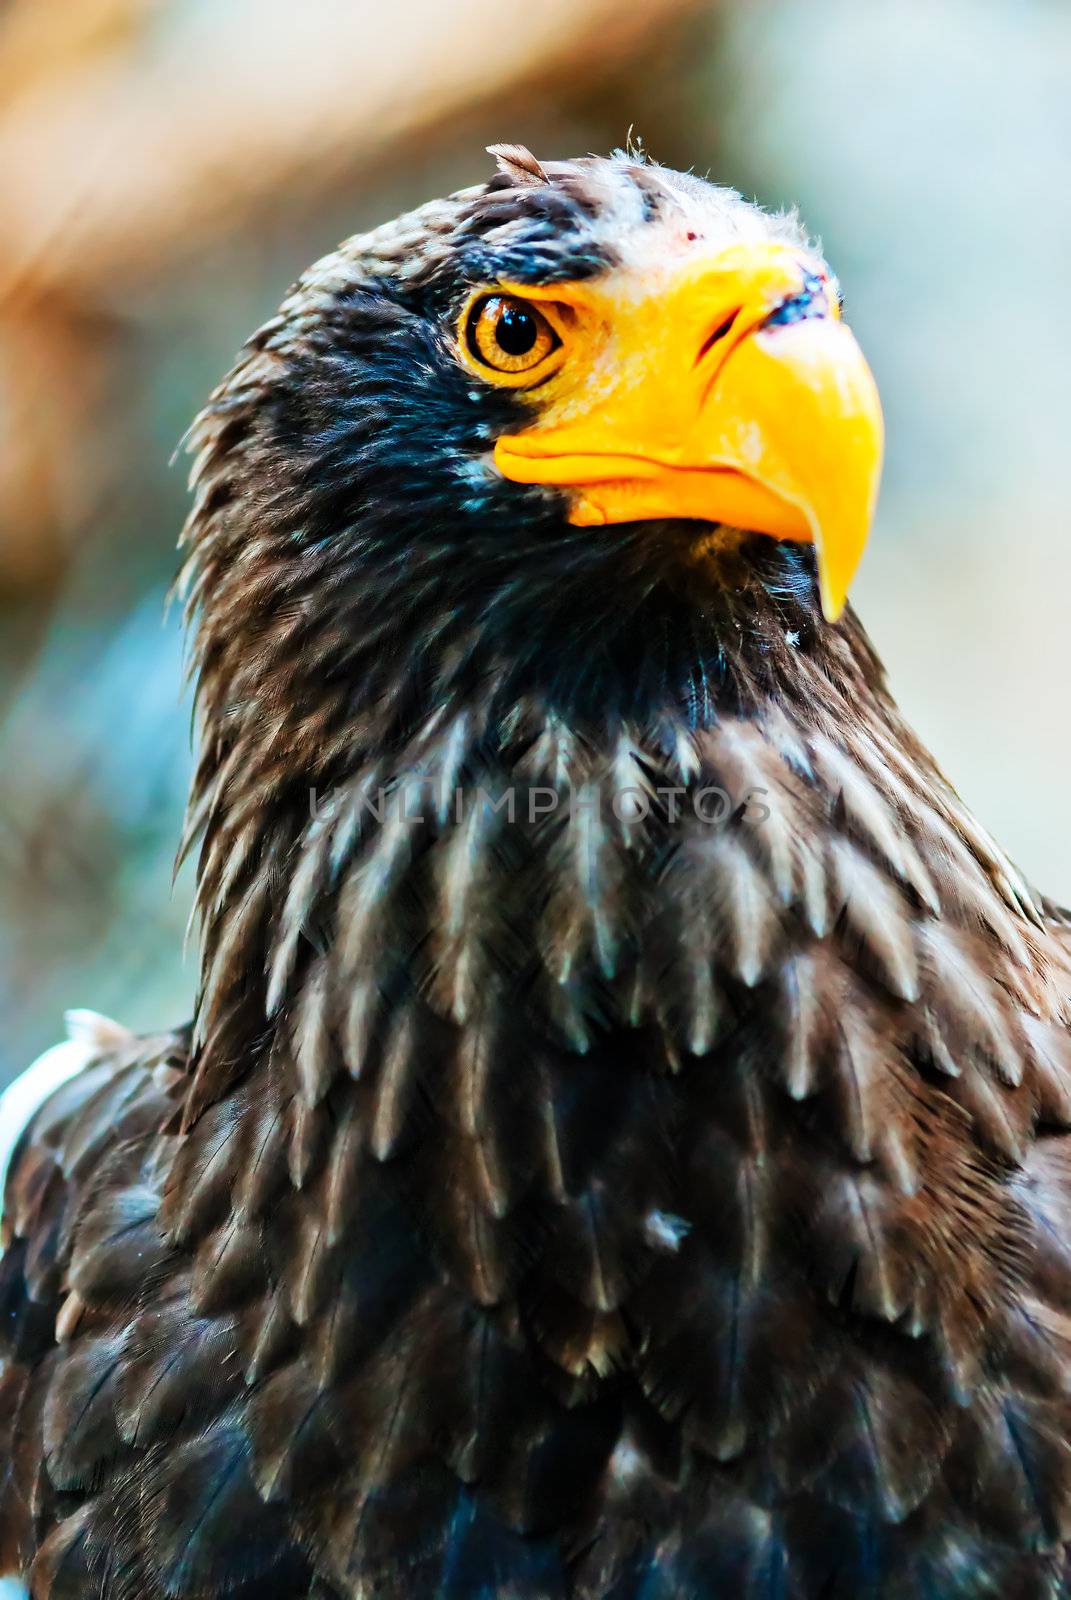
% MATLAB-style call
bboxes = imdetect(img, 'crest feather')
[487,143,549,185]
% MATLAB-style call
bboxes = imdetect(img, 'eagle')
[3,145,1071,1600]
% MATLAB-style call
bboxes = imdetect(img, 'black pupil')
[495,303,538,357]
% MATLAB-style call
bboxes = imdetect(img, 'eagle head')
[183,147,882,753]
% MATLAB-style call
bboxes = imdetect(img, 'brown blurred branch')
[0,292,122,589]
[0,0,158,106]
[0,0,700,306]
[0,0,701,589]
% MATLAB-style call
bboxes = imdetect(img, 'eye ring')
[461,293,562,384]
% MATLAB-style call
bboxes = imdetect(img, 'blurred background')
[0,0,1068,1087]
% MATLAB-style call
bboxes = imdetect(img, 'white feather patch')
[0,1015,109,1241]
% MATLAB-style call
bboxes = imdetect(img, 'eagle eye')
[462,294,562,384]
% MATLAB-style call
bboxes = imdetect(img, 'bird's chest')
[171,729,1071,1593]
[161,997,1071,1600]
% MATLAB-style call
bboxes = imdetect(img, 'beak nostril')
[696,310,742,366]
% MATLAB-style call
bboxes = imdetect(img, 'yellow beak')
[492,242,884,621]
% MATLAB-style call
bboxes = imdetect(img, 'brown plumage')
[3,149,1071,1598]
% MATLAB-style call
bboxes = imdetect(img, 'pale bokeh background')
[0,0,1068,1085]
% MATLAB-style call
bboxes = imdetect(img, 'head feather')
[486,143,549,186]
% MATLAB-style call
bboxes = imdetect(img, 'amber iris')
[466,295,558,376]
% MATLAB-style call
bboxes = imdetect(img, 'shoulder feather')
[0,1012,127,1239]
